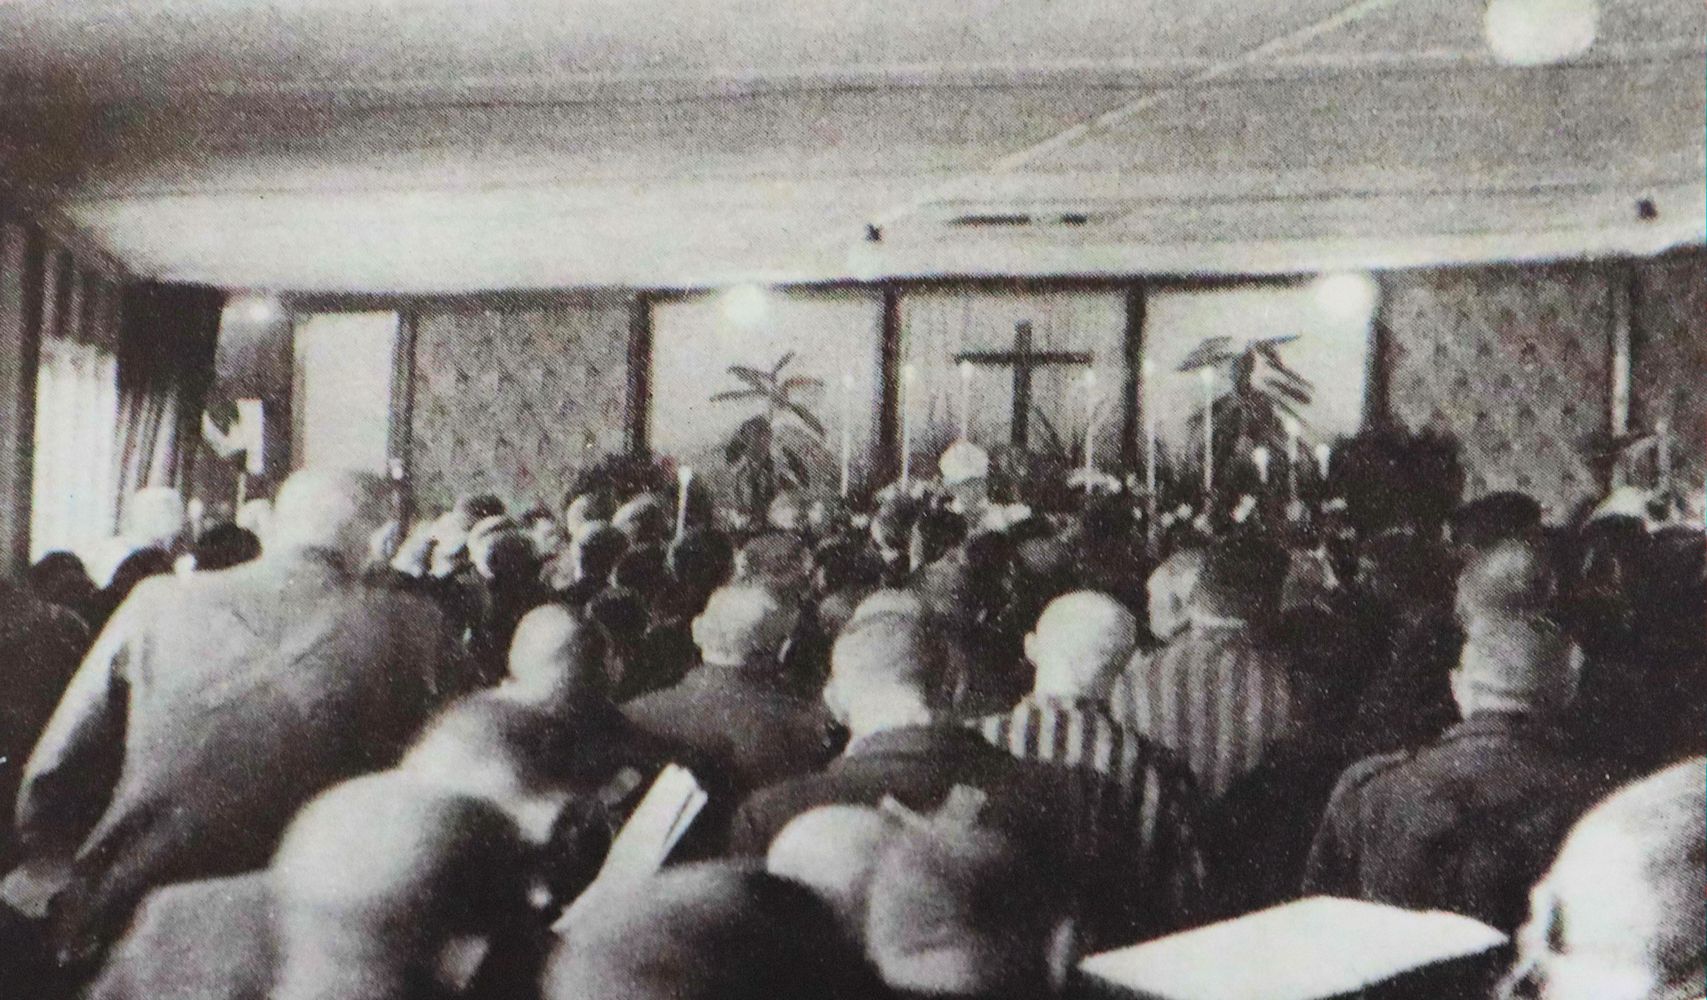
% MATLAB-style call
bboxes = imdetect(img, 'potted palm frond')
[711,352,827,520]
[1179,334,1315,495]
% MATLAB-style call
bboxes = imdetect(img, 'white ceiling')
[0,0,1701,292]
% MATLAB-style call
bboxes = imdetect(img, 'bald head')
[1027,592,1138,701]
[692,586,798,667]
[123,487,186,547]
[1501,758,1706,1000]
[506,604,608,703]
[766,806,898,936]
[270,469,390,565]
[272,773,525,1000]
[823,612,945,735]
[1147,548,1206,642]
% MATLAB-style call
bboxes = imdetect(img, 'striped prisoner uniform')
[1111,621,1297,801]
[972,695,1208,942]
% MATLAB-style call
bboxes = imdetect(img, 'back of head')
[611,493,670,546]
[1502,758,1705,1000]
[1147,546,1206,642]
[1454,539,1574,715]
[272,774,525,1000]
[506,603,608,703]
[1028,591,1138,700]
[910,507,968,570]
[866,813,1072,997]
[271,469,390,564]
[545,861,869,1000]
[105,547,174,603]
[454,493,506,522]
[476,528,541,584]
[1454,492,1544,553]
[27,551,95,607]
[1193,535,1288,622]
[571,522,629,584]
[872,495,921,555]
[669,528,735,599]
[733,531,811,593]
[825,610,946,726]
[123,487,186,546]
[193,523,262,572]
[766,805,898,936]
[691,585,796,667]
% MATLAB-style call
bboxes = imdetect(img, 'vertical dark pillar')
[1120,284,1145,469]
[0,223,44,576]
[624,292,653,458]
[388,308,420,524]
[875,283,903,484]
[1365,273,1393,428]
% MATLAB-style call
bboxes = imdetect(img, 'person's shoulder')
[1330,749,1413,800]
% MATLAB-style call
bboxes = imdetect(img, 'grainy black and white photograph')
[0,1,1701,998]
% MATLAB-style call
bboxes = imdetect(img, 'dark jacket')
[622,662,837,798]
[0,583,90,862]
[1303,711,1605,931]
[728,725,1021,855]
[10,550,454,964]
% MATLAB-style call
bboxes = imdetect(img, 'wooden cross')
[955,320,1091,447]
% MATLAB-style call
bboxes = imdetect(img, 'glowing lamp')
[1484,0,1598,67]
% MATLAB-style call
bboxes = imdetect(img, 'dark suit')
[728,725,1020,855]
[1303,711,1605,931]
[0,583,90,863]
[11,549,452,963]
[623,662,837,797]
[86,873,273,1000]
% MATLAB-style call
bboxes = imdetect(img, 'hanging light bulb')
[1484,0,1599,67]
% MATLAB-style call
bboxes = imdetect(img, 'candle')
[1282,416,1301,502]
[1083,370,1099,473]
[840,373,855,498]
[1252,446,1271,486]
[900,364,917,490]
[1315,442,1332,481]
[1199,367,1216,498]
[675,466,694,537]
[958,361,973,442]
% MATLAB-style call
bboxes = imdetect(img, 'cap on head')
[1028,591,1138,700]
[939,441,991,487]
[691,586,797,667]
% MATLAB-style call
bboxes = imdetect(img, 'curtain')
[113,282,224,527]
[29,253,123,562]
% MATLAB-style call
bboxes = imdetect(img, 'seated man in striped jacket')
[972,590,1209,944]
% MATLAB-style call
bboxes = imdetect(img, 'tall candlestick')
[839,374,854,498]
[1199,368,1216,498]
[1252,446,1271,486]
[1315,442,1332,482]
[958,361,973,443]
[900,364,917,490]
[675,466,693,538]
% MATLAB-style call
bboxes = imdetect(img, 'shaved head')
[271,468,390,564]
[1027,592,1138,700]
[1501,757,1706,1000]
[692,586,798,667]
[766,806,898,936]
[1147,548,1206,642]
[507,604,608,704]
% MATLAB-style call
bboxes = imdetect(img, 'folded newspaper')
[1078,897,1508,1000]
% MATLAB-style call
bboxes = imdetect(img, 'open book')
[1078,897,1508,1000]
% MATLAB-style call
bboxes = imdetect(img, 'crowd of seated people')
[0,429,1701,999]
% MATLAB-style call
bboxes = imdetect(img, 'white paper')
[1078,897,1507,1000]
[593,763,707,885]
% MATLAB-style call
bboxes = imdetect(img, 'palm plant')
[1180,334,1315,489]
[711,352,826,516]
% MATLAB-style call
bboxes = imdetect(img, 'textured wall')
[1633,251,1707,497]
[409,295,632,514]
[1384,263,1613,517]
